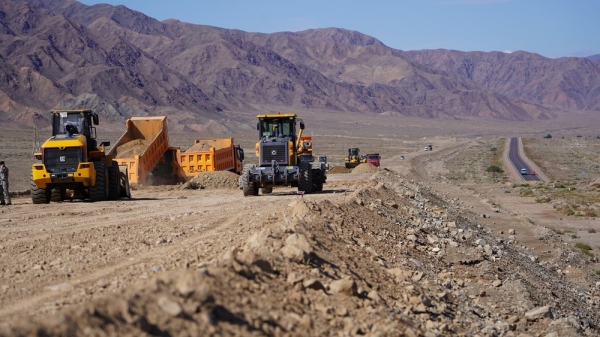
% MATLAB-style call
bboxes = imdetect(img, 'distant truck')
[365,153,381,167]
[107,116,245,185]
[172,138,245,182]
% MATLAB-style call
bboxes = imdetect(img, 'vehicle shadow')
[261,188,353,196]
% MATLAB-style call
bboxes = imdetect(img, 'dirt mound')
[351,163,380,173]
[114,139,151,159]
[3,170,596,336]
[327,165,352,174]
[182,171,240,189]
[185,140,214,152]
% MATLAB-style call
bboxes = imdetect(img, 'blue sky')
[78,0,600,58]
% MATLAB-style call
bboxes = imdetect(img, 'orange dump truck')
[174,138,244,181]
[106,116,169,184]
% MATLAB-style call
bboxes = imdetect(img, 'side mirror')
[92,114,99,125]
[256,123,259,130]
[299,121,305,130]
[238,149,245,161]
[100,141,110,147]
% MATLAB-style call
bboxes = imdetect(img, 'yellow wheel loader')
[31,109,131,203]
[344,147,361,169]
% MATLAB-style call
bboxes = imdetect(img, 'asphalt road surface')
[508,137,543,182]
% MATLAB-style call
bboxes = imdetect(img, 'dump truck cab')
[241,112,326,196]
[365,153,381,167]
[31,109,130,203]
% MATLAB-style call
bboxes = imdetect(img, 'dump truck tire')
[118,165,131,199]
[89,161,108,202]
[298,162,313,193]
[31,177,50,204]
[242,164,258,196]
[108,161,121,200]
[260,187,273,194]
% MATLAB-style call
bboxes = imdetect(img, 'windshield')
[53,112,86,136]
[260,118,294,138]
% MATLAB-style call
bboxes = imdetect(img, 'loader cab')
[51,110,100,150]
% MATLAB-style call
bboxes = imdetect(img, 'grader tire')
[242,165,258,196]
[298,162,313,194]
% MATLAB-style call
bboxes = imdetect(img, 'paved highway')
[508,137,543,182]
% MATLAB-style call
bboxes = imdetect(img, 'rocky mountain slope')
[402,50,600,112]
[1,0,598,129]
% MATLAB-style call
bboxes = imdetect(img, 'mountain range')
[1,0,599,130]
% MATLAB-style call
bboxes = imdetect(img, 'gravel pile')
[351,163,380,173]
[327,166,352,174]
[182,171,240,189]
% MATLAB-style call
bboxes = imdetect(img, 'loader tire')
[313,180,323,192]
[242,164,258,196]
[50,188,66,202]
[89,161,108,202]
[31,177,50,204]
[298,162,313,194]
[108,161,121,200]
[260,187,273,194]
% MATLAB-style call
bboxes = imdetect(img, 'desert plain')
[0,109,600,336]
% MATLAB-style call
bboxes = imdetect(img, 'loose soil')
[1,113,599,336]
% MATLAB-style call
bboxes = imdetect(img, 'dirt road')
[0,180,357,320]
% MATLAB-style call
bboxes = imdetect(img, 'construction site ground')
[0,126,599,336]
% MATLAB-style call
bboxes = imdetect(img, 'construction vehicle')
[31,109,131,203]
[240,112,327,196]
[344,148,361,169]
[107,116,169,184]
[174,138,245,182]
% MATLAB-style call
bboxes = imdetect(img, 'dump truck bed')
[175,138,239,181]
[107,116,169,184]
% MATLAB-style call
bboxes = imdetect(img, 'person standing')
[0,161,10,206]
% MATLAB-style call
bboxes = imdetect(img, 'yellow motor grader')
[240,112,327,196]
